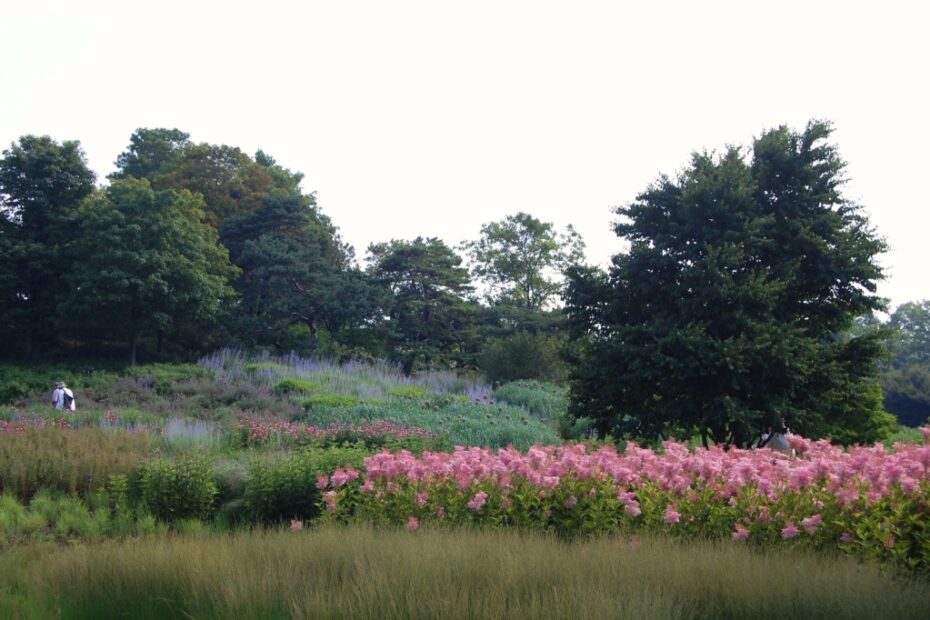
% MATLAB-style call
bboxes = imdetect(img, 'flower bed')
[321,429,930,573]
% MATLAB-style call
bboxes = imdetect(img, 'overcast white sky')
[2,0,928,309]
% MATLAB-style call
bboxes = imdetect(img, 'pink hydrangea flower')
[663,505,681,524]
[565,495,578,508]
[467,491,488,511]
[416,491,429,506]
[801,514,821,535]
[323,490,337,512]
[290,519,303,530]
[407,516,419,531]
[316,475,329,490]
[732,524,750,540]
[781,522,799,539]
[840,532,853,544]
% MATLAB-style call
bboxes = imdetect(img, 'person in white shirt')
[51,381,76,412]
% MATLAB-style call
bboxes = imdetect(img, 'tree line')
[2,121,927,444]
[0,129,576,380]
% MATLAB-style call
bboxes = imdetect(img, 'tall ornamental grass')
[0,427,151,502]
[202,349,493,401]
[2,525,927,619]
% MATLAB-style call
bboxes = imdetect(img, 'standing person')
[51,381,76,412]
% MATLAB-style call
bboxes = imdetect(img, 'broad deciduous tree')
[63,179,237,364]
[0,135,96,356]
[463,212,584,311]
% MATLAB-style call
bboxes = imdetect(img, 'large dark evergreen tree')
[565,121,893,447]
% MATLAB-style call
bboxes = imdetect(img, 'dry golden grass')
[2,524,928,619]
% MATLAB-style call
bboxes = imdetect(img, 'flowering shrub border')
[320,429,930,573]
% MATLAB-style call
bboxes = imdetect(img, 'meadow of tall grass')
[1,524,927,619]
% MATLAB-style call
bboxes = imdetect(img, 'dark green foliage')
[883,365,930,427]
[229,193,381,353]
[62,179,238,364]
[0,135,96,358]
[243,446,368,523]
[566,121,889,447]
[137,456,218,522]
[479,331,568,386]
[0,363,118,404]
[111,128,191,182]
[368,237,478,373]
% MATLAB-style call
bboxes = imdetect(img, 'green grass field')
[2,525,928,619]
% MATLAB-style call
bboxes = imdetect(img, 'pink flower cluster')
[359,433,930,506]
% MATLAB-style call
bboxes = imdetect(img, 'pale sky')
[2,0,928,309]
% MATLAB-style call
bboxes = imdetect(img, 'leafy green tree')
[368,237,476,373]
[888,301,930,368]
[565,121,891,447]
[463,212,585,311]
[62,179,237,364]
[112,130,301,230]
[0,135,96,357]
[111,128,191,182]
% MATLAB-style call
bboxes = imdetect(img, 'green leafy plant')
[137,456,218,522]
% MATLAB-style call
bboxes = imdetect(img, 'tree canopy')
[565,120,892,447]
[463,212,584,311]
[368,237,476,373]
[0,136,96,357]
[62,179,237,364]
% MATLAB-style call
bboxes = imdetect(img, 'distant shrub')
[244,446,368,524]
[493,380,567,420]
[275,378,323,394]
[478,332,568,387]
[123,364,213,393]
[137,456,218,523]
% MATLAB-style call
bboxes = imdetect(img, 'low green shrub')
[243,446,369,524]
[137,456,218,523]
[275,378,323,394]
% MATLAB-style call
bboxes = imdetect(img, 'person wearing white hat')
[51,382,76,412]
